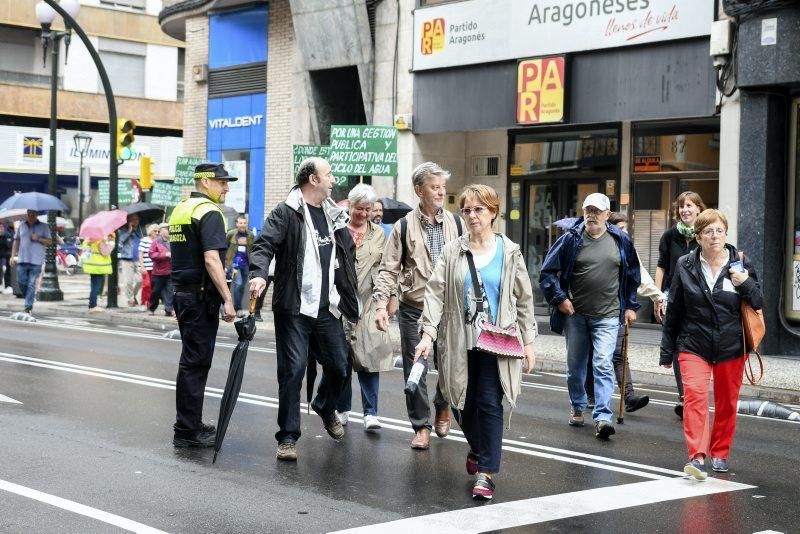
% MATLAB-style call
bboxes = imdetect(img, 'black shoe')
[312,404,344,440]
[253,312,263,322]
[594,420,616,440]
[625,395,649,413]
[587,396,595,409]
[674,400,684,420]
[173,428,216,448]
[201,422,216,434]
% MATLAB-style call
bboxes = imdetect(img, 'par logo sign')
[517,56,566,125]
[421,18,446,55]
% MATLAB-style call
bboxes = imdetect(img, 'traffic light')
[140,156,153,190]
[116,118,136,160]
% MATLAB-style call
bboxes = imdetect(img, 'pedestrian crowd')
[30,158,750,500]
[0,158,764,497]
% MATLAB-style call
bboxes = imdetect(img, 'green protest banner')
[150,181,183,207]
[293,145,330,172]
[98,180,134,205]
[174,156,205,185]
[328,125,398,177]
[292,144,349,186]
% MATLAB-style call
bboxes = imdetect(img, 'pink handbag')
[467,250,524,359]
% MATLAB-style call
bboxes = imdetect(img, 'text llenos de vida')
[605,5,679,39]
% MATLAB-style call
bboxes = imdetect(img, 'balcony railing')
[0,70,63,90]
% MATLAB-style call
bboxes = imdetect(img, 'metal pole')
[78,151,84,229]
[42,0,119,307]
[38,33,63,302]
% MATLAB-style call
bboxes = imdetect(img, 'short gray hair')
[411,162,450,188]
[348,183,378,208]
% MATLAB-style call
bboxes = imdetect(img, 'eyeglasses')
[700,228,726,237]
[460,206,489,217]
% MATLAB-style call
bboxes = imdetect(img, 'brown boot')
[411,428,430,450]
[434,406,451,438]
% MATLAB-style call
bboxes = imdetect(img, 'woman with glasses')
[414,184,537,500]
[655,191,707,418]
[659,209,762,480]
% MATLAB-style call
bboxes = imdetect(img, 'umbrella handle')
[249,294,258,315]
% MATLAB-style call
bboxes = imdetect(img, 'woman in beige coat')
[415,184,537,501]
[337,184,394,430]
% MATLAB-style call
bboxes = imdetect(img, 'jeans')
[399,302,447,431]
[454,350,504,474]
[231,265,248,311]
[564,313,620,423]
[148,274,174,313]
[337,368,380,416]
[585,324,635,400]
[16,262,41,311]
[174,290,220,433]
[275,309,349,444]
[89,274,105,309]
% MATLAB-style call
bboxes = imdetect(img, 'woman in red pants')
[659,209,762,481]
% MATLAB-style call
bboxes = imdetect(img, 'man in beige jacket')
[374,162,464,450]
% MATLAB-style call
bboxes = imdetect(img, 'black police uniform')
[170,164,234,442]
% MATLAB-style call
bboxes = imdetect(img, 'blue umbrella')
[0,192,66,212]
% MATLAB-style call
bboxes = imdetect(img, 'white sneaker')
[3,287,12,294]
[364,414,381,430]
[337,411,349,426]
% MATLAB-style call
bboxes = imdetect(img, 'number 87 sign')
[516,56,566,125]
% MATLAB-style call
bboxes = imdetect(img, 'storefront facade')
[413,0,721,315]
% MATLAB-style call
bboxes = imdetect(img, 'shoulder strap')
[453,213,463,236]
[400,217,408,269]
[465,250,485,323]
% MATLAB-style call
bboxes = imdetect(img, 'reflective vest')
[168,193,227,286]
[81,240,112,275]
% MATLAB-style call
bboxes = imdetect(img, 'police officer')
[170,163,237,447]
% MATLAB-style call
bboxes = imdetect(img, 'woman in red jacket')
[148,223,174,316]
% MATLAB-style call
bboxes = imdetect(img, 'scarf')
[676,221,695,239]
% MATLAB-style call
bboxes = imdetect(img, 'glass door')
[525,179,602,308]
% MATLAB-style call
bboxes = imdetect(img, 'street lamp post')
[73,132,92,229]
[35,0,80,302]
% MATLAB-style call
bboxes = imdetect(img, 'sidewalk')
[3,273,799,404]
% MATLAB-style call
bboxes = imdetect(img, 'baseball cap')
[582,193,610,211]
[194,163,238,182]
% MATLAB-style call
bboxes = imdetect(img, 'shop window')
[513,131,617,174]
[633,133,719,173]
[784,98,800,322]
[632,180,670,275]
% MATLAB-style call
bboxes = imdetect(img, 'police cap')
[194,163,238,182]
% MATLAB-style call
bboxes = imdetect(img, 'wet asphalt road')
[0,313,797,533]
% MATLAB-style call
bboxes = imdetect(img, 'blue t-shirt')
[464,238,504,324]
[14,221,51,265]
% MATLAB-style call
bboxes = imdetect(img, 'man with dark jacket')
[249,157,359,462]
[539,193,640,440]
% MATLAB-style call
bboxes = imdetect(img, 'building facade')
[161,0,800,356]
[0,0,184,222]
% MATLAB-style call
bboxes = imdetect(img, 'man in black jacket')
[249,157,359,461]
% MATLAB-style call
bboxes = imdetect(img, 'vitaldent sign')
[413,0,713,71]
[208,115,264,129]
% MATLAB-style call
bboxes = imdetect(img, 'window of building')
[512,131,618,174]
[99,0,146,10]
[97,38,146,98]
[177,48,185,102]
[0,25,56,88]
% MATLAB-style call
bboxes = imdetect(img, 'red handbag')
[466,250,524,359]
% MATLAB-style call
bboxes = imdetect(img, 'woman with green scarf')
[655,191,706,419]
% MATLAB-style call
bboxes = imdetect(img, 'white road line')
[330,477,755,534]
[0,352,677,480]
[0,393,22,404]
[0,317,277,354]
[0,479,167,534]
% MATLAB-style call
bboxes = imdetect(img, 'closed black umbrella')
[121,203,165,225]
[213,296,258,463]
[380,197,412,225]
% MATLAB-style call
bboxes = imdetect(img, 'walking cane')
[617,322,630,424]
